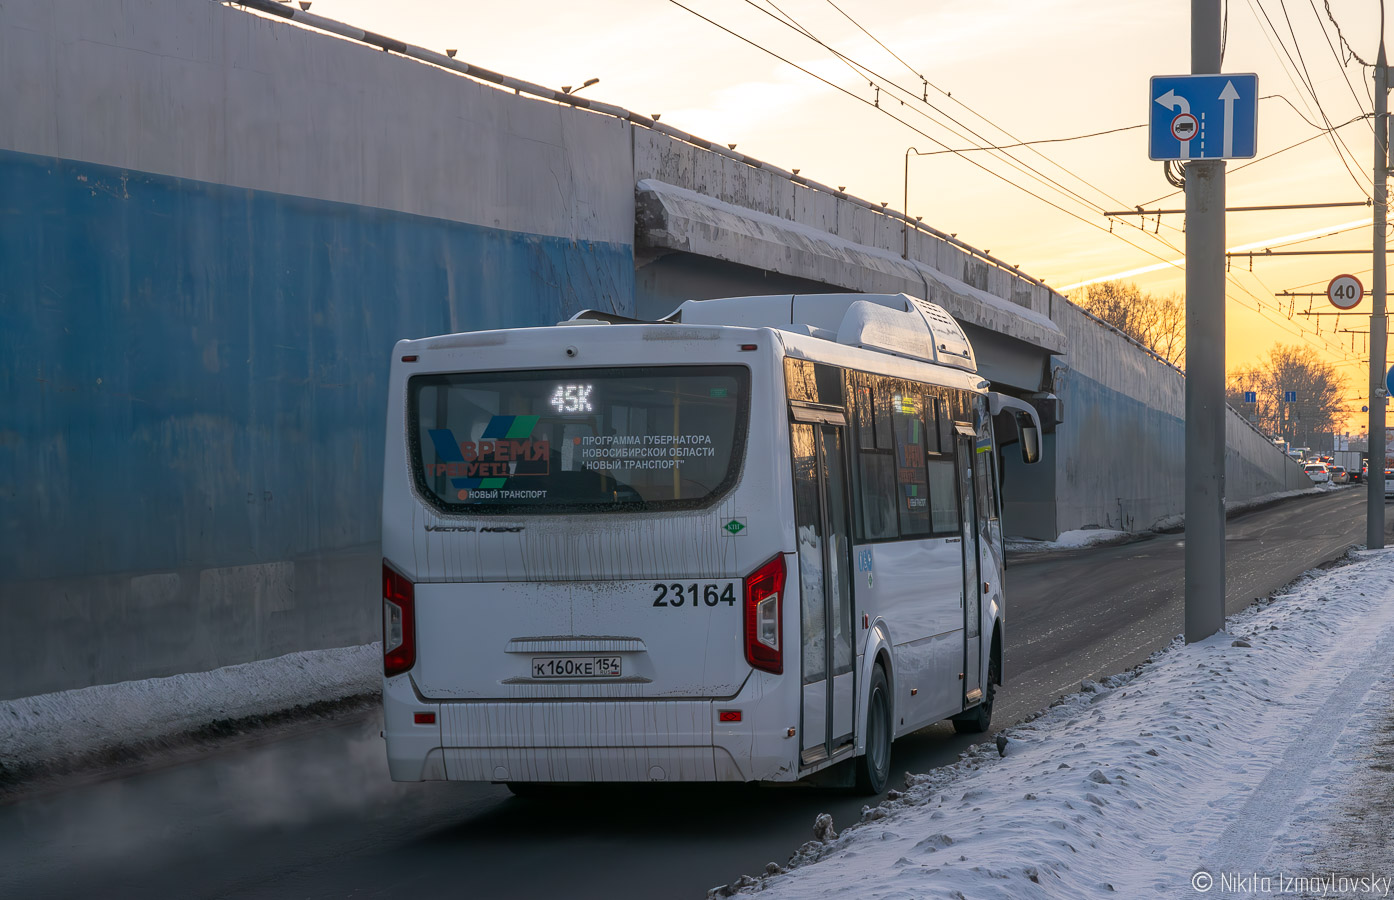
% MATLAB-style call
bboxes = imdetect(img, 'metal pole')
[1369,42,1388,550]
[902,147,928,259]
[903,147,912,259]
[1185,0,1226,643]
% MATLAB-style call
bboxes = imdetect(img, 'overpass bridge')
[0,0,1309,699]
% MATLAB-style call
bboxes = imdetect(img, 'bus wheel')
[855,666,892,795]
[951,653,999,734]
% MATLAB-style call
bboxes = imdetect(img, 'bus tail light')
[383,561,416,677]
[744,554,786,674]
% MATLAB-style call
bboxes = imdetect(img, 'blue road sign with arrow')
[1284,391,1297,402]
[1149,73,1258,160]
[1244,391,1256,403]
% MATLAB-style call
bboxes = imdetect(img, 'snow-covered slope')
[718,548,1394,899]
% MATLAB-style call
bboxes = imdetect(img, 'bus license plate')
[531,656,622,679]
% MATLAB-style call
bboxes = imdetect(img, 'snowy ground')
[1004,528,1135,553]
[716,547,1394,899]
[1007,482,1347,554]
[0,644,379,786]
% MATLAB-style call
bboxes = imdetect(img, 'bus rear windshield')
[409,365,750,513]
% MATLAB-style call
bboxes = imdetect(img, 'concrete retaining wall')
[0,0,635,699]
[1046,301,1310,535]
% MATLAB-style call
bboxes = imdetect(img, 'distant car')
[1331,466,1349,484]
[1349,465,1362,484]
[1386,469,1394,498]
[1304,463,1330,483]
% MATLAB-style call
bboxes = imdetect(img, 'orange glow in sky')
[311,0,1385,431]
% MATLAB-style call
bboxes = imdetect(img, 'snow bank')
[1223,480,1342,516]
[1008,483,1345,553]
[0,644,380,783]
[1004,528,1132,553]
[718,548,1394,899]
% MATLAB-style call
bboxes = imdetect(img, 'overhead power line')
[742,0,1151,228]
[808,0,1144,216]
[1307,0,1377,135]
[1263,91,1340,130]
[1249,0,1372,196]
[1227,248,1371,256]
[903,123,1147,156]
[680,0,1368,362]
[665,0,1192,274]
[1105,200,1371,216]
[757,0,1368,359]
[817,0,926,88]
[1280,0,1373,171]
[1247,0,1327,126]
[747,0,1192,254]
[1323,0,1371,65]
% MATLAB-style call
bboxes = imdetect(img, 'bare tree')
[1226,345,1345,449]
[1068,280,1186,367]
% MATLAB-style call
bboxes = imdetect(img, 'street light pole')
[1369,36,1388,550]
[561,77,599,95]
[903,147,930,259]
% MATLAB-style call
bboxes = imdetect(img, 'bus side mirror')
[1019,419,1041,464]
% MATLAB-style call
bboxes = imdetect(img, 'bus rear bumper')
[383,675,798,784]
[441,745,744,783]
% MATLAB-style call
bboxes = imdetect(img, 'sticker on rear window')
[428,417,553,500]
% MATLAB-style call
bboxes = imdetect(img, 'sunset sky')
[312,0,1386,429]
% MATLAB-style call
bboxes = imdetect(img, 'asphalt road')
[0,487,1377,900]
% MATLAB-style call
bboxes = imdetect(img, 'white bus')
[381,292,1041,794]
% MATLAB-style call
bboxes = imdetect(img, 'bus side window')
[855,380,876,451]
[926,457,958,534]
[860,453,899,540]
[923,396,940,454]
[934,397,953,451]
[973,400,999,522]
[873,380,894,450]
[974,449,996,522]
[891,392,930,536]
[850,374,898,540]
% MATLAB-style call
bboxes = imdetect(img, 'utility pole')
[1185,0,1226,643]
[1369,40,1388,550]
[903,147,930,259]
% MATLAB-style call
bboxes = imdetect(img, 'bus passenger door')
[790,414,855,766]
[956,432,983,706]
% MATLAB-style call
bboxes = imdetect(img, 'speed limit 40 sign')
[1328,274,1364,310]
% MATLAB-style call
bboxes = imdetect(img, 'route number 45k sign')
[1149,73,1258,161]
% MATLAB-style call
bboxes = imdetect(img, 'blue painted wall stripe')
[0,148,635,581]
